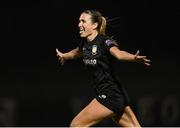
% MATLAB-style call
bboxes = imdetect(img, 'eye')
[79,19,85,24]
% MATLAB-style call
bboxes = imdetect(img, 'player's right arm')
[56,48,82,65]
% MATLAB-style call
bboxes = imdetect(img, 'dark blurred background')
[0,0,179,126]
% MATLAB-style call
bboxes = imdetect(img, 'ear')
[92,22,98,29]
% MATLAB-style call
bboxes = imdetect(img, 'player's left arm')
[110,46,151,66]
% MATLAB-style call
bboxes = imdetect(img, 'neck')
[87,31,98,42]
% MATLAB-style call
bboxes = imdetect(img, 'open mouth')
[79,27,85,34]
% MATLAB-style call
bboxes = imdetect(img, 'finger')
[144,62,151,66]
[57,53,62,57]
[57,53,61,57]
[136,56,146,61]
[144,59,151,62]
[58,57,62,60]
[141,56,146,58]
[60,59,64,65]
[137,55,146,59]
[135,50,140,56]
[56,49,60,56]
[56,49,63,58]
[56,48,63,55]
[56,48,60,54]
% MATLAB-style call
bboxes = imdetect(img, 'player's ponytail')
[99,16,106,35]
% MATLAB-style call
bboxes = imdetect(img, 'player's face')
[78,13,97,38]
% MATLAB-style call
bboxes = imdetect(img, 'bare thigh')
[70,98,115,127]
[112,106,141,127]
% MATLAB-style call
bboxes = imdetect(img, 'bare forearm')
[115,50,135,62]
[110,46,151,65]
[110,47,135,62]
[63,48,81,60]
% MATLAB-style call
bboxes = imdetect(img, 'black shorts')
[95,82,130,116]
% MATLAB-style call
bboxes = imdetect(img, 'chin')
[80,34,87,38]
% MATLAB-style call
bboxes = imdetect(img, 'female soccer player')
[56,9,150,127]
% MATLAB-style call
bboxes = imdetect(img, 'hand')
[134,50,151,66]
[56,48,65,65]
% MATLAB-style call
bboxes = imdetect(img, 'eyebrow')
[79,19,85,22]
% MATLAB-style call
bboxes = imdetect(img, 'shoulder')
[99,35,118,47]
[98,35,113,44]
[98,35,119,52]
[98,34,112,40]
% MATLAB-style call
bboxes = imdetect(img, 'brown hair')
[83,10,107,35]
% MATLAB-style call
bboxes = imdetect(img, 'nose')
[78,21,82,27]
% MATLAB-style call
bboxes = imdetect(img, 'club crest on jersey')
[92,45,97,55]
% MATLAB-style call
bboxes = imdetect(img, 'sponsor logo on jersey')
[98,94,107,99]
[92,45,97,55]
[83,59,97,65]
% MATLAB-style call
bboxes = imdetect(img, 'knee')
[70,118,81,127]
[70,118,93,127]
[127,121,141,127]
[70,120,76,127]
[132,121,141,127]
[119,121,141,127]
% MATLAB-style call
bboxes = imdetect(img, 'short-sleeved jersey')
[78,34,120,90]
